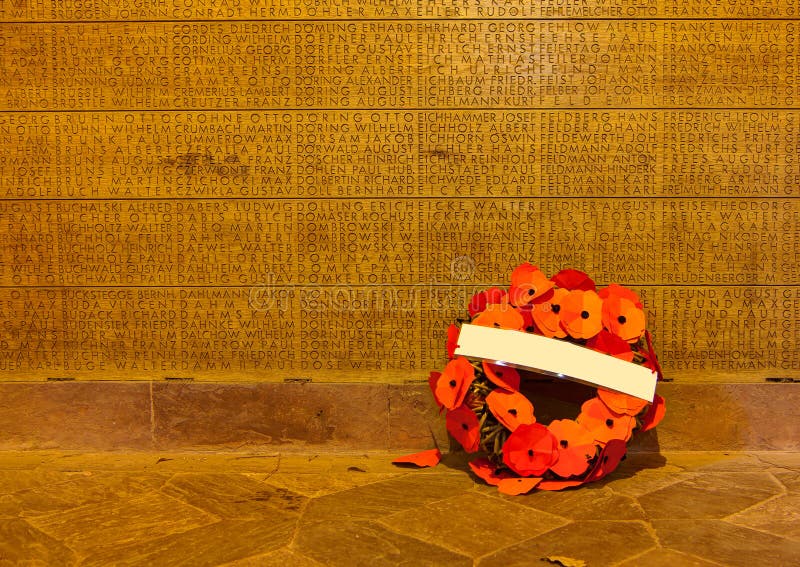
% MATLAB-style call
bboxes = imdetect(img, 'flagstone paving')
[0,451,797,566]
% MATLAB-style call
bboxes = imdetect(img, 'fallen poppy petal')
[502,423,559,477]
[577,397,635,446]
[551,269,596,291]
[468,458,515,486]
[584,439,627,483]
[597,388,648,416]
[446,324,460,360]
[482,361,521,391]
[497,477,542,495]
[586,330,634,362]
[434,357,475,410]
[446,405,481,453]
[640,394,666,432]
[486,388,535,431]
[392,448,442,467]
[537,479,585,491]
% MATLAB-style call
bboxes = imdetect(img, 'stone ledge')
[0,382,796,452]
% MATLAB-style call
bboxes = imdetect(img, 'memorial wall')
[0,1,798,384]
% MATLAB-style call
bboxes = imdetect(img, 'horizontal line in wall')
[3,196,798,201]
[3,18,800,24]
[1,107,800,113]
[0,379,790,385]
[0,284,795,289]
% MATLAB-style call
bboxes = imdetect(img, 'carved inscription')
[0,199,796,287]
[0,1,795,21]
[0,286,796,381]
[0,10,797,383]
[2,111,797,198]
[2,22,798,109]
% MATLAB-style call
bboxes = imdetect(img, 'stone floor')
[0,451,797,566]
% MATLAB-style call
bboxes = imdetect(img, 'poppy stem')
[483,425,500,441]
[493,432,504,456]
[472,382,492,395]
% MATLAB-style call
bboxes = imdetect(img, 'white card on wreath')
[453,323,657,402]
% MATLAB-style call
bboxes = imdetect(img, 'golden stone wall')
[1,1,798,384]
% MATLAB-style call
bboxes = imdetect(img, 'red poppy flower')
[392,448,441,467]
[486,388,535,431]
[640,394,666,432]
[516,304,536,333]
[468,457,515,486]
[446,324,460,360]
[642,330,664,381]
[428,371,444,413]
[586,330,634,362]
[584,439,627,483]
[547,419,596,478]
[497,477,542,496]
[482,361,521,391]
[433,357,475,410]
[602,295,646,343]
[560,289,604,340]
[577,397,635,446]
[532,288,569,339]
[551,269,596,291]
[598,283,643,308]
[446,405,480,453]
[471,301,524,330]
[508,263,555,307]
[501,423,559,477]
[597,388,648,416]
[468,287,507,317]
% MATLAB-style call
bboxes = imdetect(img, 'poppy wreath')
[393,263,667,496]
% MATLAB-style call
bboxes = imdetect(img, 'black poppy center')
[508,408,518,416]
[461,423,469,430]
[602,455,610,464]
[449,379,457,388]
[617,315,627,324]
[527,288,536,296]
[605,418,614,428]
[527,449,534,457]
[580,310,590,319]
[493,322,501,328]
[551,304,561,314]
[526,326,536,333]
[560,439,569,448]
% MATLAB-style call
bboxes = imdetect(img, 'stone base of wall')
[0,381,796,452]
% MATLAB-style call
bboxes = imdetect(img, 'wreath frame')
[394,264,667,495]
